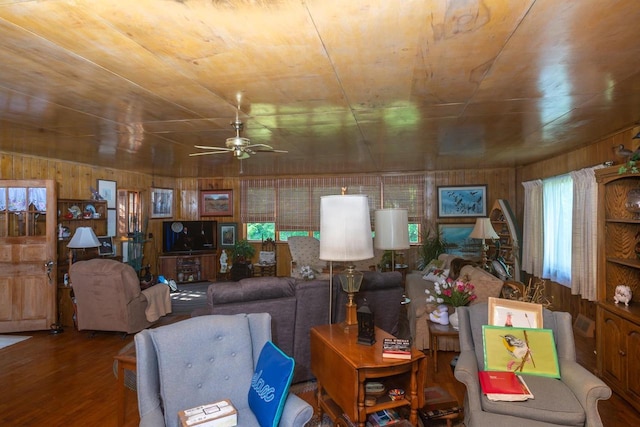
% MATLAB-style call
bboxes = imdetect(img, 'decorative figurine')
[357,300,375,346]
[614,285,632,306]
[220,249,228,273]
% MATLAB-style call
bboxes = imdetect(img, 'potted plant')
[231,239,256,263]
[417,228,447,270]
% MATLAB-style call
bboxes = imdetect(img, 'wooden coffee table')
[310,324,426,426]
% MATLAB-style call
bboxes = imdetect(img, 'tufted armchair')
[135,313,313,427]
[454,303,611,427]
[287,236,326,279]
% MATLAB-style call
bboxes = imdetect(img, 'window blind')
[381,175,425,223]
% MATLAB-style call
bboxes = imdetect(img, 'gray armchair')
[454,303,611,427]
[135,313,313,427]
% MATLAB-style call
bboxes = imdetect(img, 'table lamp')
[374,208,409,271]
[67,227,101,271]
[469,217,499,270]
[319,193,373,326]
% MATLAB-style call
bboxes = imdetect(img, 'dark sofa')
[192,271,403,383]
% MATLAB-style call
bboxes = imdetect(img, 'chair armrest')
[559,360,611,427]
[279,393,314,427]
[453,350,484,414]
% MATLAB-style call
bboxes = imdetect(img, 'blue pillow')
[248,341,295,427]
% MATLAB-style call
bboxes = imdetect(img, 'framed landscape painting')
[219,222,237,248]
[200,190,233,217]
[150,187,173,219]
[437,185,487,218]
[438,223,481,258]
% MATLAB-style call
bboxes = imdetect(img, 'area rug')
[169,282,210,314]
[0,335,31,350]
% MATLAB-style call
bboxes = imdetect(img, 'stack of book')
[178,399,238,427]
[478,371,534,401]
[382,338,411,360]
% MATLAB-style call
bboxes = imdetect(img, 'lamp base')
[345,299,358,326]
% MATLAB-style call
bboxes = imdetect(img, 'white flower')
[436,297,444,303]
[299,265,316,280]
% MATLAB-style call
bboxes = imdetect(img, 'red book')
[478,371,534,401]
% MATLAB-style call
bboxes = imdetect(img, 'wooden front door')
[0,180,57,332]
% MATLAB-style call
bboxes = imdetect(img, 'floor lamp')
[319,194,373,326]
[469,217,499,270]
[374,208,409,302]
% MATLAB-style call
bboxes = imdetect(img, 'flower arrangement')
[426,277,477,307]
[299,265,316,280]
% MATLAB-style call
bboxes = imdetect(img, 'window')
[542,174,573,286]
[241,175,425,242]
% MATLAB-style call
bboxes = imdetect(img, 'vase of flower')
[449,307,459,330]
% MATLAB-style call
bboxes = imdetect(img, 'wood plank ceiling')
[1,0,639,178]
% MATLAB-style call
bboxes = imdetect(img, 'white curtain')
[522,179,544,278]
[542,175,573,286]
[570,166,603,301]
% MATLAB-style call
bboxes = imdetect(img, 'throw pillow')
[423,268,450,284]
[248,341,295,427]
[421,259,444,274]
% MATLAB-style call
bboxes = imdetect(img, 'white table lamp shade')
[374,208,409,250]
[469,218,499,240]
[319,195,373,261]
[67,227,101,249]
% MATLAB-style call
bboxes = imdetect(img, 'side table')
[428,321,459,373]
[114,343,137,427]
[310,324,426,426]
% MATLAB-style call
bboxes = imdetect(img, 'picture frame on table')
[97,236,115,256]
[150,187,174,219]
[97,179,117,209]
[437,185,487,218]
[438,223,481,258]
[200,189,233,217]
[218,222,237,248]
[487,297,543,328]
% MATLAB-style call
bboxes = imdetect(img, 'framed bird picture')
[488,297,543,328]
[482,325,560,378]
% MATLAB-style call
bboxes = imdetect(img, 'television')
[162,220,217,254]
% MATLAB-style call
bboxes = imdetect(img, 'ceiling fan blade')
[256,149,289,154]
[194,145,231,151]
[189,151,231,157]
[246,143,274,150]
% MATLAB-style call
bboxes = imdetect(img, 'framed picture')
[218,222,237,248]
[438,223,481,258]
[150,187,173,219]
[107,208,116,236]
[97,236,115,256]
[200,189,233,217]
[437,185,487,218]
[488,297,543,328]
[483,325,560,378]
[97,179,117,209]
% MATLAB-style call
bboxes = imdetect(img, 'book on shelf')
[478,371,534,402]
[418,405,463,423]
[382,338,411,360]
[366,408,402,427]
[178,399,238,427]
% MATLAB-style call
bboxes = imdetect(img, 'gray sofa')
[192,271,404,383]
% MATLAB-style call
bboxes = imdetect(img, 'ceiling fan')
[189,96,288,160]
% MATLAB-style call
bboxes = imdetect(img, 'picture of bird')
[501,332,536,371]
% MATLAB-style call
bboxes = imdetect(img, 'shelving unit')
[595,166,640,412]
[487,199,521,282]
[56,199,108,327]
[159,253,217,283]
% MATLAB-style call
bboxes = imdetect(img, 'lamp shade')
[469,218,499,240]
[319,195,374,261]
[67,227,100,249]
[374,208,409,250]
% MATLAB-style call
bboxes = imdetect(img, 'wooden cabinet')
[57,199,107,285]
[159,253,217,283]
[488,199,521,281]
[595,166,640,410]
[596,304,640,412]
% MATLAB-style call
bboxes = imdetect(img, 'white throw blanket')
[142,284,172,322]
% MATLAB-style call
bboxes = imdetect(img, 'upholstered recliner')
[70,258,171,334]
[454,302,611,427]
[135,313,313,427]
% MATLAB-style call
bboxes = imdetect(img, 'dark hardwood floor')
[0,313,637,426]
